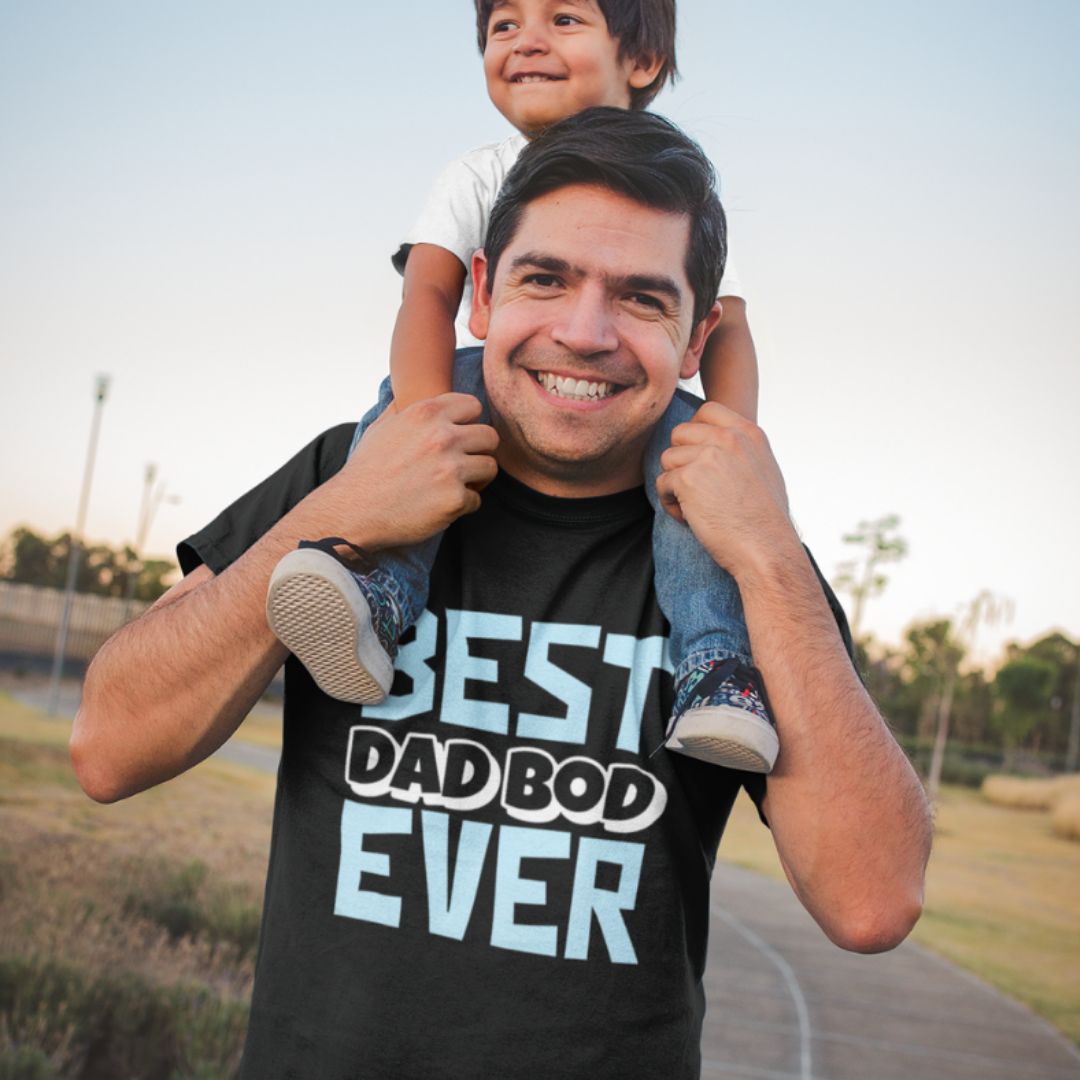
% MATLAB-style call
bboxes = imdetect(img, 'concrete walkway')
[14,683,1079,1078]
[704,861,1080,1079]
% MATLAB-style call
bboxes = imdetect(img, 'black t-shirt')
[179,424,842,1080]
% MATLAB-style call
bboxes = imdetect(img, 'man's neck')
[493,447,646,499]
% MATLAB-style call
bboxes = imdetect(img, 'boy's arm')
[698,297,759,423]
[388,244,468,411]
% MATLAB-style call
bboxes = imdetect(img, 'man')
[71,110,931,1079]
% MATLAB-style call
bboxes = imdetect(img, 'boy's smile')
[483,0,661,136]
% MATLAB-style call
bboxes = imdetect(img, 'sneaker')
[664,658,779,773]
[266,538,401,705]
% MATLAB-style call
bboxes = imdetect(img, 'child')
[266,0,779,774]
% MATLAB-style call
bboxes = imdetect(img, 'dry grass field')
[0,691,276,1077]
[3,686,1079,1071]
[719,780,1080,1047]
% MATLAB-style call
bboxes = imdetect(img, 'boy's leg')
[267,348,487,704]
[644,393,779,772]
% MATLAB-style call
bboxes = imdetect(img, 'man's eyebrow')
[508,252,573,276]
[508,255,686,306]
[619,274,684,307]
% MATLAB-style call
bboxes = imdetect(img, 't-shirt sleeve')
[717,256,744,301]
[391,153,496,277]
[177,423,357,577]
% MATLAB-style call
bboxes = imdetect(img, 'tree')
[927,591,1012,799]
[832,515,908,639]
[992,656,1056,766]
[0,526,176,602]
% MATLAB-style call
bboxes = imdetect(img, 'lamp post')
[47,375,110,717]
[123,463,179,619]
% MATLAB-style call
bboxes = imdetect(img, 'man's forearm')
[72,396,500,803]
[741,536,932,953]
[72,499,345,802]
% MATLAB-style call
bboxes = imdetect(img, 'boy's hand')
[326,393,499,549]
[654,400,794,580]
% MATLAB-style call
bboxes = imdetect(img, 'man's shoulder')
[177,423,356,577]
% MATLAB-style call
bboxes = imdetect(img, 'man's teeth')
[537,372,615,401]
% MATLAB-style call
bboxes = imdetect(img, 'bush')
[123,859,262,960]
[0,960,247,1080]
[982,774,1080,811]
[1052,794,1080,842]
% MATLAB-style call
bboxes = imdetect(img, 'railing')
[0,581,148,666]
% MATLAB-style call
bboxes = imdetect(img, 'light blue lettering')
[603,634,673,753]
[334,801,412,927]
[363,609,438,720]
[518,622,601,745]
[442,609,522,734]
[422,810,493,941]
[565,838,644,963]
[490,825,570,956]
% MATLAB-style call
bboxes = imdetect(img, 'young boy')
[266,0,779,774]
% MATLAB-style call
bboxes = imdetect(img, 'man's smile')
[534,370,618,402]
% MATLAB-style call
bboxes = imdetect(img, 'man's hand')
[656,400,931,953]
[71,396,498,804]
[654,401,795,578]
[320,393,499,551]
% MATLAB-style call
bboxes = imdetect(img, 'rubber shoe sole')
[666,705,779,773]
[266,549,393,705]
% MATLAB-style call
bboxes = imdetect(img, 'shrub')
[981,774,1080,811]
[1052,794,1080,842]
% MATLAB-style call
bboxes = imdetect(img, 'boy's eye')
[553,14,583,26]
[491,19,517,34]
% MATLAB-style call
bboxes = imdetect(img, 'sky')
[2,0,1078,668]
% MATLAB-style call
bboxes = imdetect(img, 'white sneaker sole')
[266,549,393,705]
[666,705,779,773]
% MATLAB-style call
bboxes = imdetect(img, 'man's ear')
[680,301,723,380]
[628,52,665,90]
[468,249,491,341]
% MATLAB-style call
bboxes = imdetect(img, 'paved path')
[705,862,1080,1079]
[15,684,1079,1077]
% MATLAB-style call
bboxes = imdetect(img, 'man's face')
[470,183,720,497]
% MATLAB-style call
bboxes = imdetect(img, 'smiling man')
[71,110,931,1079]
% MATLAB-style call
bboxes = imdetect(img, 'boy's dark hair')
[484,107,725,328]
[474,0,677,111]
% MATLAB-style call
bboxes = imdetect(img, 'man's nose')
[550,287,619,357]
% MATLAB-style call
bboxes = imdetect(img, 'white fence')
[0,581,148,665]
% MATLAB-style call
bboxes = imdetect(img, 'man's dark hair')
[474,0,677,111]
[484,107,725,328]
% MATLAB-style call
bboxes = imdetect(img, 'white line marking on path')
[711,902,813,1080]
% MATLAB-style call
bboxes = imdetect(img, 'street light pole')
[47,375,110,717]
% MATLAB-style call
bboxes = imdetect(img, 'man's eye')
[628,293,663,309]
[527,274,560,288]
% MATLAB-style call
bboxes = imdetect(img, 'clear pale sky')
[2,0,1077,666]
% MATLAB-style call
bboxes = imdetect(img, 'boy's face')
[483,0,660,136]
